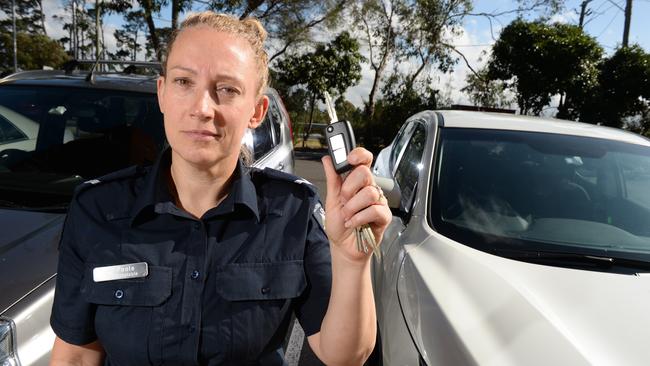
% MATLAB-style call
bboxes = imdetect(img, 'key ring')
[372,183,384,203]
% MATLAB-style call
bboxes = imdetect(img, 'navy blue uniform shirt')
[51,149,332,365]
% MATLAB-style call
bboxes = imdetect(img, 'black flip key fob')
[326,120,357,174]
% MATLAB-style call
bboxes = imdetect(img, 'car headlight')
[0,317,20,366]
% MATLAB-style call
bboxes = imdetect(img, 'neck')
[168,152,238,219]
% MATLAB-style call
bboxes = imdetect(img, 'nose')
[190,89,216,121]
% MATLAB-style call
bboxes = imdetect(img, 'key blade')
[323,91,339,123]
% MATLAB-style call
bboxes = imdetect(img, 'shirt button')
[190,270,200,280]
[114,289,124,299]
[193,222,201,230]
[261,287,270,295]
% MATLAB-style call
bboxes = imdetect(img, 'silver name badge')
[93,262,149,282]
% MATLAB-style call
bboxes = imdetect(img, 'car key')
[324,92,356,175]
[323,91,379,256]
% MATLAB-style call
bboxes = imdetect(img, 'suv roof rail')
[62,60,162,83]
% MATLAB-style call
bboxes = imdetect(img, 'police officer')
[50,12,391,366]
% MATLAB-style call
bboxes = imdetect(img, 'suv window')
[394,122,426,211]
[0,85,165,209]
[252,101,283,160]
[389,122,414,175]
[0,114,27,144]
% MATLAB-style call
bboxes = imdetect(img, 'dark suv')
[0,63,295,366]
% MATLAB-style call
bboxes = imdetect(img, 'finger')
[321,155,342,204]
[341,185,383,221]
[340,164,373,202]
[347,147,374,168]
[344,204,391,231]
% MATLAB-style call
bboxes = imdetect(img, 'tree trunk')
[240,0,265,19]
[171,0,179,30]
[142,0,161,61]
[366,48,390,120]
[36,0,46,35]
[623,0,633,47]
[95,1,100,61]
[303,94,316,148]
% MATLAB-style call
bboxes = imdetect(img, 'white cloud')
[549,9,578,24]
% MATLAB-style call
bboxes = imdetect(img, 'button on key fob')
[323,92,356,174]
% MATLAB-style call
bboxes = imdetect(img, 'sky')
[2,0,649,109]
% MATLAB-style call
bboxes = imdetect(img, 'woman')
[50,12,390,366]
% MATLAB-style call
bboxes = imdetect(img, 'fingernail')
[344,220,351,228]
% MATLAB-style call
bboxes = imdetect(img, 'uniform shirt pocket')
[216,260,306,301]
[215,260,307,360]
[80,264,172,366]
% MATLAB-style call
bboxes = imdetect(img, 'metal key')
[323,91,379,256]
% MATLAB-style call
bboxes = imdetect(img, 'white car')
[370,110,650,365]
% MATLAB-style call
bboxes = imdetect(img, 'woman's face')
[157,26,268,169]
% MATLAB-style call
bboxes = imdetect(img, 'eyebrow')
[168,66,197,75]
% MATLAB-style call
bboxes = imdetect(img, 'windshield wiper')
[493,248,650,273]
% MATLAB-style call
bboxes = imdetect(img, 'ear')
[156,76,166,114]
[248,95,270,129]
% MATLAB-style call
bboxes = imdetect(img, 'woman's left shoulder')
[250,167,319,199]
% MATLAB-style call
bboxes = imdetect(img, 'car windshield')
[0,85,165,210]
[433,127,650,258]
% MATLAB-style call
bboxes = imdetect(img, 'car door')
[372,120,429,365]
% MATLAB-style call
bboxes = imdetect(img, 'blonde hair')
[162,12,269,96]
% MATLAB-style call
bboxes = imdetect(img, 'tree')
[0,32,69,73]
[487,19,602,116]
[276,31,364,146]
[582,45,650,127]
[209,0,347,63]
[462,67,513,108]
[0,0,47,36]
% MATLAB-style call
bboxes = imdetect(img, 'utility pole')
[623,0,633,47]
[12,0,18,72]
[578,0,593,29]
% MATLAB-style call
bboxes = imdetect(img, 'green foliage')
[487,19,602,116]
[277,31,364,101]
[0,32,69,74]
[0,0,46,35]
[362,74,439,153]
[582,45,650,127]
[462,67,513,108]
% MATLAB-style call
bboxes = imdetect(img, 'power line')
[596,11,620,38]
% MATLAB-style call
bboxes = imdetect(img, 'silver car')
[0,66,295,366]
[370,110,650,365]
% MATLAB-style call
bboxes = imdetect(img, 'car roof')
[435,110,650,147]
[0,70,158,94]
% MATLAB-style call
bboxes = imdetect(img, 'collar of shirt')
[129,147,260,226]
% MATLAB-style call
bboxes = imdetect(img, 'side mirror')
[374,175,401,210]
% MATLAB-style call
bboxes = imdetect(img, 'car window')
[252,103,278,160]
[389,122,414,175]
[394,122,426,211]
[268,99,283,144]
[0,114,27,144]
[433,127,650,258]
[0,85,165,209]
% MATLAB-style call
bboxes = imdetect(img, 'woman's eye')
[217,86,240,96]
[174,78,191,87]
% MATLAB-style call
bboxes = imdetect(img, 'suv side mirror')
[374,176,401,210]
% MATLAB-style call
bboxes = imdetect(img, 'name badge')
[93,262,149,282]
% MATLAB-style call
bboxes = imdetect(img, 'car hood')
[0,209,63,314]
[400,232,650,366]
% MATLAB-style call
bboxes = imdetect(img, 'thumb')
[321,155,342,204]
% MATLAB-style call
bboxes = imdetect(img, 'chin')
[172,144,235,168]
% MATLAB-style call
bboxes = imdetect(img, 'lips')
[183,129,220,141]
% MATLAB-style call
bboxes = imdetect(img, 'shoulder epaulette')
[252,167,318,194]
[74,165,145,195]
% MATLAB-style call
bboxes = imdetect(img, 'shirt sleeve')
[50,199,98,345]
[294,199,332,337]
